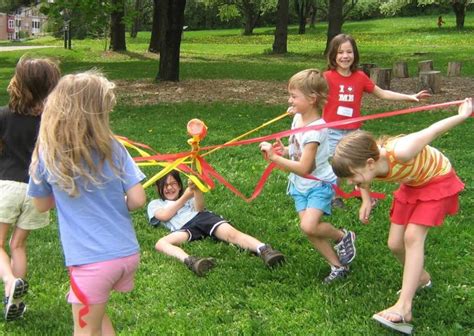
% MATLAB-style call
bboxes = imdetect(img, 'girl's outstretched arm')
[260,141,317,176]
[394,98,472,162]
[372,87,431,102]
[153,188,193,222]
[188,180,205,212]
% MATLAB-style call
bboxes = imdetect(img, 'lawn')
[0,13,473,336]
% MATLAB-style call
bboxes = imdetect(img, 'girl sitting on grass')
[147,170,284,276]
[331,98,472,335]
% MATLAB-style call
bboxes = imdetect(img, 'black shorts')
[180,211,228,241]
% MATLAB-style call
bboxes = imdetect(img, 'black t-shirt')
[0,106,41,183]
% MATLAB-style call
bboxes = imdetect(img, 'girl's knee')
[155,239,167,252]
[403,230,424,248]
[300,221,320,238]
[387,237,404,254]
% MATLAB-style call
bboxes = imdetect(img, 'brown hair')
[331,130,380,178]
[288,68,328,113]
[326,34,360,72]
[155,170,184,200]
[7,56,61,116]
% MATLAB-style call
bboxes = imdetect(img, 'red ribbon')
[129,100,466,202]
[69,267,89,328]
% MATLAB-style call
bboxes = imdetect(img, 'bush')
[345,0,382,21]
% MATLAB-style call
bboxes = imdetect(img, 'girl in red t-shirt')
[323,34,430,208]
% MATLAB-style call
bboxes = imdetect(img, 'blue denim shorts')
[327,128,357,156]
[289,183,334,215]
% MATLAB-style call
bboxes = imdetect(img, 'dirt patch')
[115,76,473,110]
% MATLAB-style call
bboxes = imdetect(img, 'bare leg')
[0,223,15,296]
[299,209,343,267]
[72,302,110,336]
[377,223,430,322]
[102,313,115,336]
[9,227,30,279]
[388,223,431,287]
[213,223,262,253]
[155,231,191,262]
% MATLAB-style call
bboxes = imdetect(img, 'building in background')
[0,3,48,41]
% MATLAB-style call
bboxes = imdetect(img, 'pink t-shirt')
[323,69,375,129]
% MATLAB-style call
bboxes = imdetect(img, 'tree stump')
[370,68,392,90]
[418,60,433,74]
[393,62,409,78]
[447,62,462,77]
[359,63,377,76]
[419,71,441,94]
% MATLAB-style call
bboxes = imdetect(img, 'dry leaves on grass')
[115,76,474,111]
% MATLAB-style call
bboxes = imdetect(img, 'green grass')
[0,13,473,336]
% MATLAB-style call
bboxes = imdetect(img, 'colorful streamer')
[120,100,466,202]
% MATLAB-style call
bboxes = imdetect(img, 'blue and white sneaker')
[334,229,356,265]
[4,278,28,321]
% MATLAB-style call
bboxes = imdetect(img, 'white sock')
[256,243,266,255]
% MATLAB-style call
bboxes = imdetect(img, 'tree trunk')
[418,60,433,74]
[296,0,306,34]
[419,71,441,94]
[149,0,161,53]
[110,0,126,51]
[272,0,289,54]
[393,61,409,78]
[370,68,392,90]
[130,0,142,38]
[241,0,259,35]
[308,4,316,28]
[452,2,466,30]
[156,0,186,82]
[447,62,462,77]
[324,0,344,55]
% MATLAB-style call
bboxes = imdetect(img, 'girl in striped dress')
[330,98,472,335]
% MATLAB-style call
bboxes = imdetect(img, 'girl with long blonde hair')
[29,71,146,335]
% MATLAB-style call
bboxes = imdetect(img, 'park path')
[0,45,57,52]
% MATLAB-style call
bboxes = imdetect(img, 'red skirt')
[390,170,464,227]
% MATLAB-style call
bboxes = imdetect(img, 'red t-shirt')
[323,70,375,130]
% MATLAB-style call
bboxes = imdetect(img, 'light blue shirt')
[28,141,145,266]
[147,198,198,232]
[288,115,336,192]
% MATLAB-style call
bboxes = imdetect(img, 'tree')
[325,0,343,54]
[148,0,160,53]
[203,0,278,35]
[294,0,315,34]
[156,0,186,81]
[380,0,472,30]
[41,0,111,40]
[322,0,359,55]
[110,0,126,51]
[272,0,289,54]
[130,0,143,38]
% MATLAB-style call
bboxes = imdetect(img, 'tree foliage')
[41,0,111,39]
[202,0,278,35]
[0,0,31,12]
[380,0,473,29]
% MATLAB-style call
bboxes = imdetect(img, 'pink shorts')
[68,253,140,305]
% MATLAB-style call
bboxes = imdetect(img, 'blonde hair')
[331,130,380,178]
[8,56,61,116]
[288,69,328,112]
[30,71,118,196]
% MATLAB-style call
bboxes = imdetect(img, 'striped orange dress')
[377,138,464,226]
